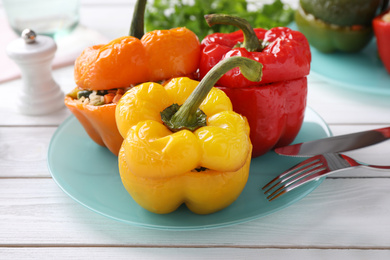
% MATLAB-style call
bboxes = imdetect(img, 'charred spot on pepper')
[160,103,207,133]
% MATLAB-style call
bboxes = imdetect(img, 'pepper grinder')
[6,29,65,115]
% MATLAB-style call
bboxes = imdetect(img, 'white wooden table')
[1,1,390,259]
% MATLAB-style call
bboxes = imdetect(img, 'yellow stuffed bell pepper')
[115,57,263,214]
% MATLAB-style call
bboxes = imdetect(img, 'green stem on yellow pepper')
[161,56,263,132]
[204,14,262,52]
[129,0,146,39]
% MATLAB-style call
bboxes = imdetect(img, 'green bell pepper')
[295,0,389,53]
[300,0,387,26]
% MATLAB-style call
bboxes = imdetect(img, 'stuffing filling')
[67,88,131,106]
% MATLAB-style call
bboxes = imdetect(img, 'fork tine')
[264,162,325,195]
[266,166,328,201]
[262,156,321,191]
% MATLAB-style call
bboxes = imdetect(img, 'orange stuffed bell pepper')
[64,0,200,155]
[115,56,262,214]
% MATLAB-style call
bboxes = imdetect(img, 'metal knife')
[275,126,390,157]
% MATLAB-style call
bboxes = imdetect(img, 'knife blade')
[275,126,390,157]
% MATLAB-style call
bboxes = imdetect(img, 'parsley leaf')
[145,0,295,40]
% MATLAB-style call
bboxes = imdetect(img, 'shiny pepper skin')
[199,27,310,88]
[218,77,307,157]
[74,27,200,90]
[199,27,311,157]
[115,78,252,214]
[65,27,200,155]
[64,96,122,155]
[373,9,390,74]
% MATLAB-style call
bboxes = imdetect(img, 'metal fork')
[262,153,390,201]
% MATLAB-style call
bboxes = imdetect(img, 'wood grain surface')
[1,0,390,259]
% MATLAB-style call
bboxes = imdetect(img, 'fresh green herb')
[145,0,295,40]
[77,90,93,99]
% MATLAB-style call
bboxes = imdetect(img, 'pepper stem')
[204,14,261,52]
[129,0,147,39]
[162,56,263,132]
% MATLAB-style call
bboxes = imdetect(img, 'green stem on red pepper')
[204,14,262,52]
[129,0,146,39]
[161,56,263,132]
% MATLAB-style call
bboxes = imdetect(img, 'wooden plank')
[1,178,390,248]
[1,0,389,257]
[1,248,390,260]
[330,125,390,135]
[306,76,390,125]
[0,127,56,178]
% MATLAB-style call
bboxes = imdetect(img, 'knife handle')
[377,127,390,138]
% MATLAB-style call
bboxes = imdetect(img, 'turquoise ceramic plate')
[310,39,390,95]
[289,23,390,95]
[48,107,331,230]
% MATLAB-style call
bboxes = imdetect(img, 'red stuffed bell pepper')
[373,8,390,74]
[199,14,311,157]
